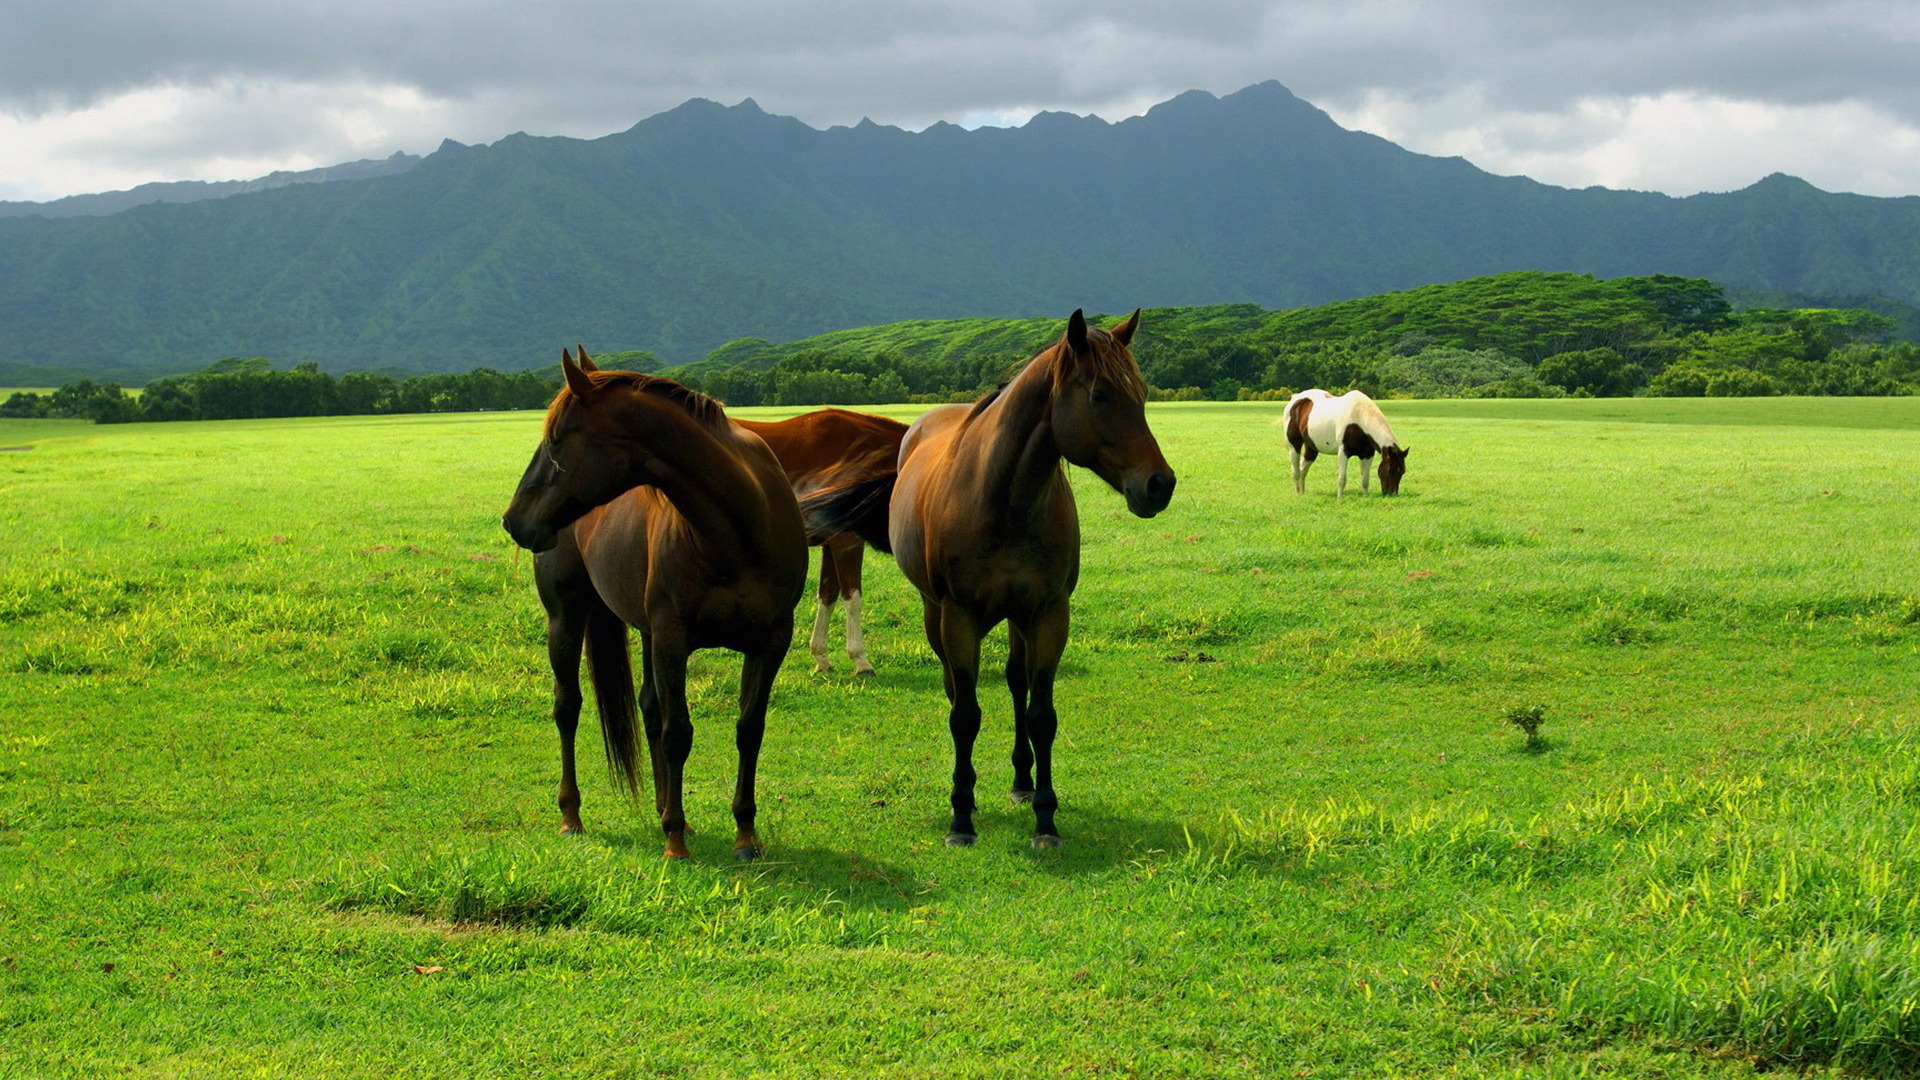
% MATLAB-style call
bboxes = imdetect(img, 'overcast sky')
[4,1,1919,203]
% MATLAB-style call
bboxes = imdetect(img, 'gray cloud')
[4,1,1919,199]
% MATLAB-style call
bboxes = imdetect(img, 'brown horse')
[808,310,1175,848]
[736,409,908,676]
[502,349,807,860]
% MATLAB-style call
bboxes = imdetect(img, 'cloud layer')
[5,1,1919,200]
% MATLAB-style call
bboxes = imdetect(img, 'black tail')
[582,606,642,798]
[800,473,896,554]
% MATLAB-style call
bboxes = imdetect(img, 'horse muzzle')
[502,513,558,553]
[1123,468,1176,518]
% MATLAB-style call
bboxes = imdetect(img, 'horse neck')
[1350,399,1398,448]
[967,348,1066,514]
[619,401,782,561]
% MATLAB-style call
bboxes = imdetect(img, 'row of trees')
[0,358,560,423]
[8,274,1917,424]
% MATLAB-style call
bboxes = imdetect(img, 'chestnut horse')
[1283,388,1408,497]
[808,310,1175,848]
[502,349,806,860]
[736,409,908,676]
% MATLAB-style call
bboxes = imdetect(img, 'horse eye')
[1089,387,1112,406]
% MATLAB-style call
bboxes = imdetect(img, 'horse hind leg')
[934,604,984,846]
[645,634,696,860]
[808,545,838,673]
[546,607,588,834]
[832,535,875,676]
[729,625,791,861]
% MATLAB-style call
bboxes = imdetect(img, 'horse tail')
[582,605,643,799]
[800,472,896,554]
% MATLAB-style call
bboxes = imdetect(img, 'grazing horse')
[809,310,1175,848]
[736,409,909,676]
[1283,388,1409,497]
[502,349,807,860]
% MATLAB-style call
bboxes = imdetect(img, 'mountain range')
[4,80,1920,385]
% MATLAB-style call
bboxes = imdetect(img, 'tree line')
[0,358,561,424]
[7,273,1916,425]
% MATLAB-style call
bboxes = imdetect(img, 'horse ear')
[575,345,598,372]
[562,349,596,400]
[1065,309,1089,355]
[1110,308,1141,347]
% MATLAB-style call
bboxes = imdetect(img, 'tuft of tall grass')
[321,840,891,949]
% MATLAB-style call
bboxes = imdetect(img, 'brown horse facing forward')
[809,310,1175,848]
[736,409,908,676]
[502,349,807,860]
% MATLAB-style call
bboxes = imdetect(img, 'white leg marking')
[1336,452,1349,499]
[845,590,874,675]
[810,598,834,672]
[1361,457,1372,493]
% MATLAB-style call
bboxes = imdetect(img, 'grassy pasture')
[2,398,1918,1078]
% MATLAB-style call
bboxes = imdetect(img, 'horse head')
[1048,309,1176,518]
[1378,444,1409,495]
[502,347,653,552]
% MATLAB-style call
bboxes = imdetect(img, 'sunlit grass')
[1,398,1917,1077]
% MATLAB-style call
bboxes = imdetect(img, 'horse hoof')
[1031,833,1063,850]
[853,664,876,677]
[1009,789,1035,805]
[945,832,977,847]
[734,844,763,862]
[813,659,832,674]
[558,823,584,836]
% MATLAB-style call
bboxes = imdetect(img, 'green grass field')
[3,398,1918,1078]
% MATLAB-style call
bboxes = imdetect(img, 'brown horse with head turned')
[736,409,908,676]
[502,349,807,860]
[808,309,1175,848]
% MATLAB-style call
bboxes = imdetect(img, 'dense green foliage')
[3,399,1918,1077]
[7,82,1920,384]
[662,272,1918,403]
[13,272,1916,423]
[0,357,561,423]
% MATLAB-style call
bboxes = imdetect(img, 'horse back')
[737,410,908,488]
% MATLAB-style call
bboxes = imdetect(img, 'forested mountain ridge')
[5,80,1920,385]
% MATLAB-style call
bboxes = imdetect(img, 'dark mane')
[963,381,1010,423]
[545,370,729,439]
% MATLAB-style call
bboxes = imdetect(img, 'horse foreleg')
[1016,604,1070,848]
[638,644,666,820]
[646,634,695,860]
[1336,451,1350,499]
[1360,456,1372,493]
[935,604,984,846]
[1290,447,1308,494]
[731,627,789,861]
[1006,625,1035,803]
[808,546,838,672]
[546,610,587,834]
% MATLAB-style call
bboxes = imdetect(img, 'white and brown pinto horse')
[1283,389,1408,497]
[736,409,908,676]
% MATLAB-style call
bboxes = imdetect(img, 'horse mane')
[544,370,729,440]
[963,381,1010,423]
[1049,328,1148,402]
[1345,391,1400,448]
